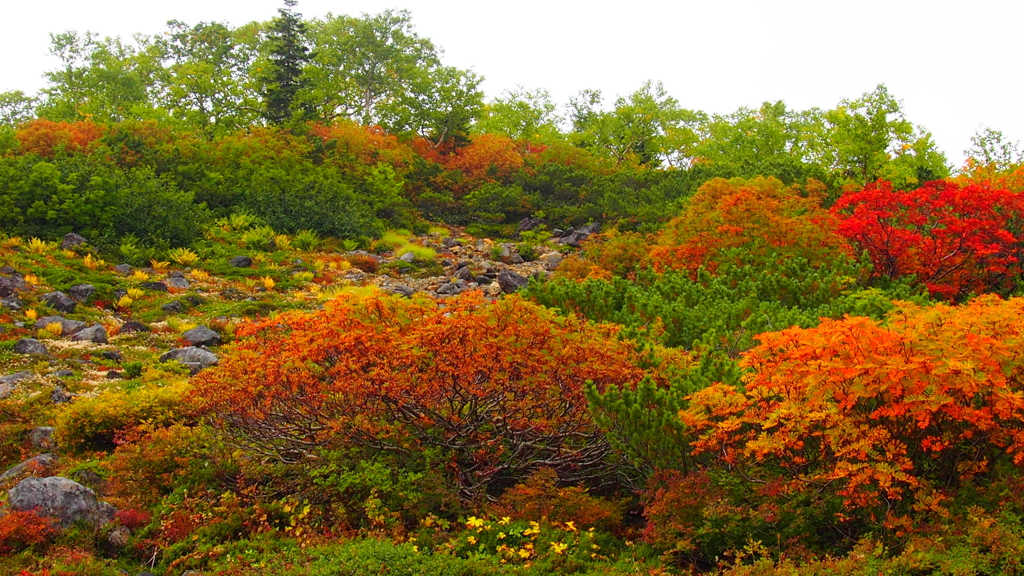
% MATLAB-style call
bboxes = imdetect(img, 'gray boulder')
[0,453,59,484]
[1,294,23,310]
[141,281,168,292]
[166,276,191,289]
[229,255,252,268]
[182,326,221,347]
[538,252,564,271]
[161,300,185,313]
[8,476,116,528]
[160,346,218,374]
[35,316,86,336]
[42,291,77,314]
[68,283,96,302]
[436,280,469,295]
[14,338,49,355]
[60,232,88,250]
[114,263,133,275]
[453,265,474,282]
[71,324,108,344]
[0,371,34,400]
[0,275,25,298]
[497,270,530,294]
[119,321,150,334]
[28,427,56,450]
[558,222,601,248]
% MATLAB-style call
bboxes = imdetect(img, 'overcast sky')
[3,0,1021,165]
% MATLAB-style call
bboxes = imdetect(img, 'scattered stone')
[35,316,86,336]
[68,283,96,302]
[107,525,131,548]
[497,270,530,294]
[71,324,108,344]
[141,281,168,292]
[552,228,565,237]
[385,282,413,295]
[185,295,206,307]
[60,232,88,250]
[166,276,191,289]
[101,350,123,362]
[106,371,123,379]
[182,326,221,347]
[510,254,525,264]
[51,386,72,404]
[518,216,547,233]
[558,222,601,248]
[161,300,185,313]
[1,294,23,309]
[442,237,462,248]
[71,469,105,490]
[168,270,185,278]
[14,338,49,355]
[475,275,492,286]
[113,264,133,275]
[8,476,116,528]
[160,346,219,374]
[436,280,469,295]
[28,427,56,450]
[119,321,151,334]
[398,251,417,263]
[453,266,474,282]
[0,371,34,400]
[0,275,24,298]
[52,370,74,378]
[229,255,253,268]
[0,453,59,484]
[495,244,511,260]
[42,291,77,313]
[538,252,565,270]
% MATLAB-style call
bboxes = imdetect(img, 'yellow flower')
[466,536,477,545]
[497,532,506,540]
[466,516,485,529]
[564,521,577,532]
[518,548,532,559]
[523,521,541,537]
[550,542,568,555]
[498,516,511,526]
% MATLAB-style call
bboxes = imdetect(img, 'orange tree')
[682,295,1024,525]
[649,176,852,276]
[194,291,686,501]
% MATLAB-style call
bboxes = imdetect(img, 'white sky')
[3,0,1021,165]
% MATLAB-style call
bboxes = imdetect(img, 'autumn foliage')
[14,119,106,158]
[834,180,1024,299]
[195,291,686,500]
[649,177,851,275]
[681,295,1024,521]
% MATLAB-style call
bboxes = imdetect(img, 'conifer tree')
[262,0,311,125]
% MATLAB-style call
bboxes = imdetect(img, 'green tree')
[262,0,312,125]
[0,91,37,126]
[474,86,563,151]
[964,127,1022,172]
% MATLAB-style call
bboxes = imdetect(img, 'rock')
[182,326,221,347]
[28,427,56,450]
[538,252,565,271]
[229,255,253,268]
[558,222,601,248]
[0,276,23,298]
[436,280,469,296]
[141,281,168,292]
[442,237,462,248]
[52,370,74,378]
[71,469,105,490]
[42,291,77,314]
[68,283,96,302]
[398,251,417,263]
[106,371,123,379]
[107,525,131,548]
[160,346,219,374]
[119,321,150,334]
[475,275,492,286]
[185,295,206,307]
[495,244,511,260]
[161,300,185,313]
[60,232,88,250]
[1,294,23,310]
[166,276,190,289]
[34,316,86,336]
[113,264,133,275]
[0,453,59,484]
[385,285,416,297]
[71,324,108,344]
[51,386,72,404]
[497,270,530,294]
[453,266,474,282]
[510,254,525,264]
[552,228,565,237]
[101,350,123,362]
[518,216,547,233]
[0,371,34,400]
[168,270,185,278]
[14,338,49,355]
[8,476,116,528]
